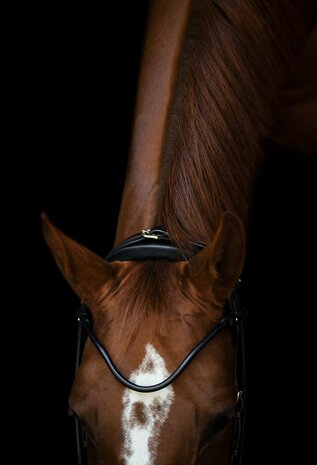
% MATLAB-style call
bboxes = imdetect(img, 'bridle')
[74,228,247,465]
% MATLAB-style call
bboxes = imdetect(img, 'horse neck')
[115,0,311,248]
[115,0,192,244]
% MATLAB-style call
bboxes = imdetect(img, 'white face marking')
[121,343,174,465]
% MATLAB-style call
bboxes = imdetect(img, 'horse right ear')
[41,213,118,307]
[187,212,245,307]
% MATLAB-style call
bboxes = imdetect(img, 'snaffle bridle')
[74,228,247,465]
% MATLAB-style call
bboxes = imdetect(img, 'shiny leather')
[107,228,205,262]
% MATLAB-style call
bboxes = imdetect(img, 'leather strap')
[106,228,205,262]
[229,286,247,465]
[77,303,244,393]
[74,314,87,465]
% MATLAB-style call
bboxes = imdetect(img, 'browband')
[106,227,205,262]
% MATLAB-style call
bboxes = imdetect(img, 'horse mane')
[117,0,304,344]
[154,0,303,249]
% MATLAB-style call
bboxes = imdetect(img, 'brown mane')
[154,0,302,249]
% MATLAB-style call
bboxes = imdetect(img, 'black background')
[12,2,316,464]
[14,3,149,464]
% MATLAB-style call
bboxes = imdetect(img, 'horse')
[42,1,317,464]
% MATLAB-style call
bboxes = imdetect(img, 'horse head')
[43,211,244,465]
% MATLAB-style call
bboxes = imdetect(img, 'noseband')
[74,228,247,465]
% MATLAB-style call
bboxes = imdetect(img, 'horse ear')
[41,213,117,306]
[188,212,245,307]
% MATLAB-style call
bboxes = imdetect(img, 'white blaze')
[121,344,174,465]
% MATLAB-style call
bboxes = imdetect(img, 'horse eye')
[213,415,230,434]
[200,413,232,452]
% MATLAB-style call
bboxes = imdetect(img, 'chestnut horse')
[43,1,316,464]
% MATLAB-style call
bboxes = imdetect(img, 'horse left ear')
[187,212,245,307]
[41,213,118,308]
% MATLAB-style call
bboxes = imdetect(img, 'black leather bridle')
[74,228,247,465]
